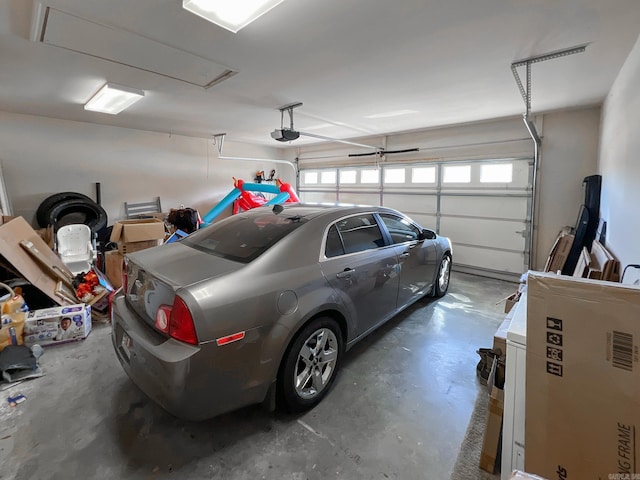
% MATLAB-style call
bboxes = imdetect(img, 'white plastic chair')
[56,224,96,275]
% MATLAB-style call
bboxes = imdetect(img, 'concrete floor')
[1,272,515,480]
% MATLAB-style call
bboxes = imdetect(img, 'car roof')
[239,203,400,222]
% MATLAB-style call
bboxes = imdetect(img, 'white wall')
[599,32,640,269]
[0,112,292,227]
[535,107,601,269]
[0,105,606,274]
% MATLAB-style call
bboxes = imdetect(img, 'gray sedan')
[111,204,452,420]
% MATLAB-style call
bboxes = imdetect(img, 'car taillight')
[154,296,198,345]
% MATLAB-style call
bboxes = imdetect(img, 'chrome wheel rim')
[294,328,338,399]
[439,256,451,292]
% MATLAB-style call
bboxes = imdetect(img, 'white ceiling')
[1,0,639,147]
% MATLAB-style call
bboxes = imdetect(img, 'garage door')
[297,158,533,280]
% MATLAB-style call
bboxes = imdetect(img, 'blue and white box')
[23,304,92,347]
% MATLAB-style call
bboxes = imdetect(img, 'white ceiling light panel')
[182,0,286,33]
[84,83,145,114]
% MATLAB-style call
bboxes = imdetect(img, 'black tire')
[279,317,343,413]
[36,192,96,227]
[431,253,452,298]
[47,198,108,232]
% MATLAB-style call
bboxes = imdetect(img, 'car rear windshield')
[181,213,307,263]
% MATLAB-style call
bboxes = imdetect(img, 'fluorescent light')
[364,109,419,119]
[183,0,285,33]
[84,83,145,115]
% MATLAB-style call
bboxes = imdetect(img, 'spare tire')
[36,192,96,227]
[46,198,108,232]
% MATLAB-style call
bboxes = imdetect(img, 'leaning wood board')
[0,216,76,305]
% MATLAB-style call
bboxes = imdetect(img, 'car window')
[325,224,345,258]
[378,213,421,244]
[332,214,385,255]
[182,213,306,263]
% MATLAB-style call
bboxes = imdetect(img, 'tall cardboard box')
[105,250,123,288]
[543,232,574,273]
[525,272,640,478]
[480,383,505,473]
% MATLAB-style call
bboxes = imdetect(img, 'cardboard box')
[110,218,165,244]
[23,303,91,347]
[525,272,640,478]
[494,314,512,357]
[504,293,518,314]
[119,239,162,254]
[543,232,574,273]
[105,250,123,288]
[480,381,505,473]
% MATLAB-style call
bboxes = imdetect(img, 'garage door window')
[361,169,380,184]
[412,166,436,183]
[321,171,337,184]
[480,163,513,183]
[443,165,471,183]
[384,168,405,184]
[303,171,318,184]
[339,170,357,184]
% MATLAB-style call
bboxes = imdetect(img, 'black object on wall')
[562,175,602,275]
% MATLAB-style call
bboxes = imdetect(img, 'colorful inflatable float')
[201,177,299,226]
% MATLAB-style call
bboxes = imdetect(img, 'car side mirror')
[419,229,437,240]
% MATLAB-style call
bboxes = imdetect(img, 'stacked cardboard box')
[525,272,640,478]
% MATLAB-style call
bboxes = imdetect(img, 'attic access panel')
[33,6,237,88]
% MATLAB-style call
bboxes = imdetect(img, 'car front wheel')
[279,317,343,413]
[432,254,452,298]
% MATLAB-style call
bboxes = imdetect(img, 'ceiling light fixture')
[84,83,145,115]
[182,0,286,33]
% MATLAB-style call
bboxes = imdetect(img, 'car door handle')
[399,252,410,259]
[336,268,355,279]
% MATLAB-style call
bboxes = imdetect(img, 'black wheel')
[279,317,343,413]
[47,198,108,232]
[36,192,96,227]
[431,254,452,298]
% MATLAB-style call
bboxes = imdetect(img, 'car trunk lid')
[123,242,243,329]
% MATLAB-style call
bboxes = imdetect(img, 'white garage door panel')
[453,245,525,274]
[440,217,525,251]
[409,213,438,229]
[301,191,336,203]
[440,195,528,219]
[299,156,532,279]
[383,193,438,214]
[511,161,532,188]
[338,192,380,206]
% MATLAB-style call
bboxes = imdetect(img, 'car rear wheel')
[280,317,343,413]
[432,254,452,298]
